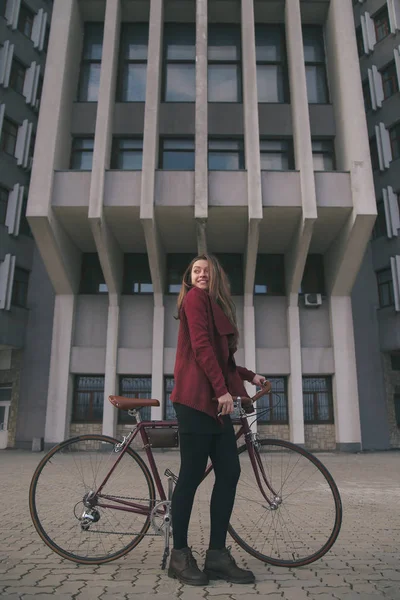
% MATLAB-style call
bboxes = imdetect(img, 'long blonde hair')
[176,254,238,348]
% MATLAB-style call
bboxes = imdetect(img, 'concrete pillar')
[102,296,119,437]
[330,296,362,451]
[287,295,305,445]
[151,301,165,420]
[195,0,208,233]
[44,295,75,445]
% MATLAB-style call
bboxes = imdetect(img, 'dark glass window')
[0,1,6,18]
[356,27,364,57]
[79,253,108,294]
[255,25,288,103]
[73,376,104,422]
[394,394,400,427]
[302,26,329,104]
[70,138,94,170]
[159,138,195,170]
[17,3,34,38]
[119,376,152,422]
[300,255,325,295]
[163,23,195,102]
[122,254,153,294]
[0,385,12,402]
[11,267,29,307]
[19,193,32,237]
[166,253,194,293]
[208,24,242,102]
[208,138,245,170]
[312,139,335,171]
[215,253,243,295]
[390,353,400,371]
[374,6,390,42]
[376,268,394,308]
[381,62,399,100]
[77,23,104,102]
[370,136,380,171]
[372,200,387,239]
[362,80,372,112]
[303,377,333,423]
[1,118,18,156]
[255,254,285,295]
[260,139,294,171]
[389,123,400,161]
[164,376,175,420]
[117,23,148,102]
[256,377,288,423]
[43,25,50,52]
[0,186,8,225]
[111,138,143,170]
[9,59,26,95]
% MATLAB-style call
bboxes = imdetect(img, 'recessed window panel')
[123,254,153,294]
[165,64,196,102]
[208,25,241,61]
[80,253,108,294]
[257,64,285,103]
[208,64,241,102]
[255,255,285,295]
[160,139,195,170]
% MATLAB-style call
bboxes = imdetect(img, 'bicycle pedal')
[164,469,178,483]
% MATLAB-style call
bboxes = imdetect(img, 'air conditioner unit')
[304,293,322,307]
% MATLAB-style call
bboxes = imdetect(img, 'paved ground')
[0,449,399,600]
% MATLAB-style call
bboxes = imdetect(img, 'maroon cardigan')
[170,286,256,419]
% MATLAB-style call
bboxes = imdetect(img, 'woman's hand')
[252,374,267,387]
[217,392,234,415]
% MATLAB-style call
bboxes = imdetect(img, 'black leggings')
[171,426,241,550]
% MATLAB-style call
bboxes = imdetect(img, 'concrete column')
[243,304,257,433]
[151,301,165,420]
[102,295,119,437]
[284,0,317,295]
[330,296,362,451]
[44,295,75,445]
[195,0,208,233]
[287,295,305,445]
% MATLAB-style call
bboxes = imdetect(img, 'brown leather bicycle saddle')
[109,395,160,411]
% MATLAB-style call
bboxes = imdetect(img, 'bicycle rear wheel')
[228,438,342,567]
[29,434,156,564]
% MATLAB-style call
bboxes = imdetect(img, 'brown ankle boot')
[168,547,209,586]
[204,547,255,584]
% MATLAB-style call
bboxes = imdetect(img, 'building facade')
[0,0,53,449]
[2,0,391,451]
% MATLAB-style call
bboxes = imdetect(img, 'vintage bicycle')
[29,383,342,569]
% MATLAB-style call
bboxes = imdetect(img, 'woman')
[168,254,266,586]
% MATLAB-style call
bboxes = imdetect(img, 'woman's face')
[191,259,209,290]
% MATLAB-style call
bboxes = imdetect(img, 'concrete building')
[1,0,389,452]
[0,0,52,449]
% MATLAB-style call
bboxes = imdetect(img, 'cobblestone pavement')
[1,449,399,600]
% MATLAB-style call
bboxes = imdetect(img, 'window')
[11,267,29,307]
[0,186,8,225]
[370,136,380,171]
[159,138,195,170]
[373,7,390,42]
[166,253,193,293]
[43,25,50,53]
[117,23,148,102]
[356,27,364,57]
[164,376,175,420]
[372,200,387,239]
[1,118,18,156]
[119,376,152,422]
[79,253,108,294]
[394,393,400,427]
[260,139,294,171]
[389,123,400,161]
[208,24,242,102]
[302,26,329,104]
[9,59,26,95]
[300,254,325,295]
[376,268,394,308]
[381,62,399,100]
[255,25,288,103]
[256,377,288,423]
[0,2,6,18]
[215,253,243,295]
[208,138,245,170]
[77,23,104,102]
[362,80,372,112]
[312,139,335,171]
[18,193,32,237]
[122,254,153,294]
[111,138,143,170]
[73,376,104,422]
[390,353,400,370]
[17,3,34,38]
[303,377,333,424]
[70,138,94,170]
[163,23,195,102]
[255,254,285,295]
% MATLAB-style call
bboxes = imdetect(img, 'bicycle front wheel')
[29,435,156,564]
[228,438,342,567]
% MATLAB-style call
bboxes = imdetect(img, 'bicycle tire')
[29,434,156,565]
[228,438,342,567]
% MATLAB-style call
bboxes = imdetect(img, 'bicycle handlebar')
[212,380,271,414]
